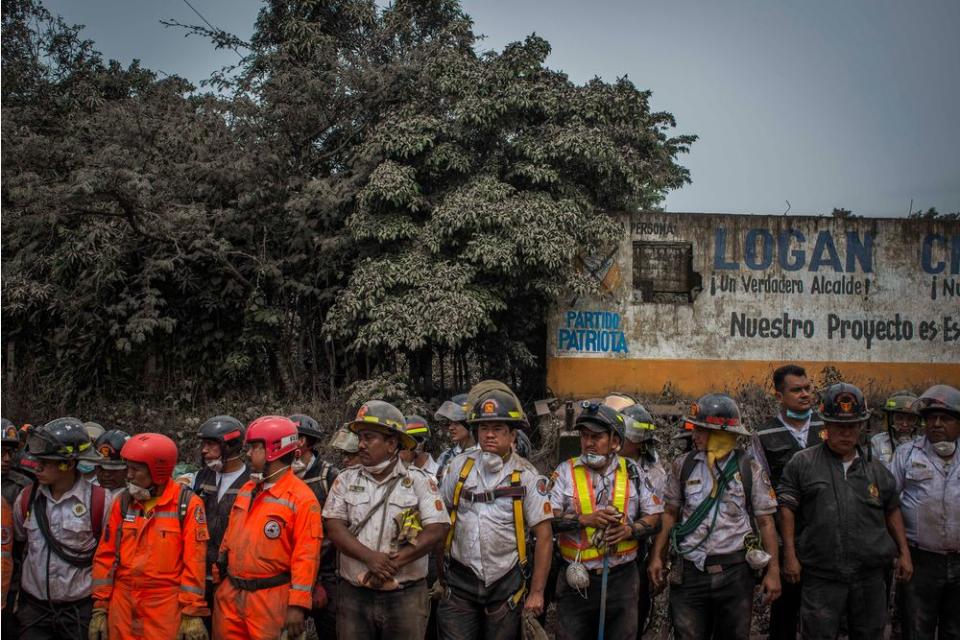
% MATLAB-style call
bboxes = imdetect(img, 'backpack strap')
[677,452,699,514]
[177,484,194,527]
[17,482,37,524]
[508,468,528,610]
[443,457,475,556]
[89,484,106,541]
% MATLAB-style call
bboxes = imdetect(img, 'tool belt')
[228,572,291,591]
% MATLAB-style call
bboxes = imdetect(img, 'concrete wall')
[547,212,960,397]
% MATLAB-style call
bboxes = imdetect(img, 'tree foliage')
[1,0,695,414]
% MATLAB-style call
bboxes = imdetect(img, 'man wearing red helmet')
[213,416,322,640]
[89,433,210,640]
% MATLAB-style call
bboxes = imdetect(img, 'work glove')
[312,581,328,610]
[428,579,447,601]
[176,615,208,640]
[522,612,550,640]
[88,608,108,640]
[393,508,423,548]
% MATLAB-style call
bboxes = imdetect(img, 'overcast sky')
[44,0,960,217]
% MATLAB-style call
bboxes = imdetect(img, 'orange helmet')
[121,433,178,485]
[246,416,299,462]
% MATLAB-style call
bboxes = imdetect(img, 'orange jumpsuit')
[213,469,322,640]
[92,480,209,639]
[1,497,12,609]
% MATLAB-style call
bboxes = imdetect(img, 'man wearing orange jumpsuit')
[89,433,210,640]
[213,415,322,640]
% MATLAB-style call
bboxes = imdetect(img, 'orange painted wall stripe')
[547,357,960,398]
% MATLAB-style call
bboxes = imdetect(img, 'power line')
[178,0,243,58]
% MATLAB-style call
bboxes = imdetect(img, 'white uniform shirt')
[778,414,811,449]
[549,455,663,570]
[664,451,777,571]
[13,478,114,601]
[890,438,960,554]
[441,450,552,585]
[324,459,450,588]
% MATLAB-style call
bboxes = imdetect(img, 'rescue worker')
[290,413,339,504]
[438,387,554,639]
[324,400,450,639]
[649,394,781,640]
[89,433,209,640]
[312,426,361,640]
[213,415,322,640]
[92,429,130,495]
[436,394,477,480]
[618,402,666,638]
[890,384,960,640]
[192,414,249,626]
[331,427,362,467]
[2,496,12,610]
[778,382,913,640]
[550,402,663,640]
[402,414,440,475]
[751,363,824,640]
[12,417,110,639]
[870,390,921,467]
[2,422,35,636]
[78,423,105,483]
[2,419,31,506]
[289,413,340,639]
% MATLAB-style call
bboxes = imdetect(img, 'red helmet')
[246,416,299,462]
[121,433,178,485]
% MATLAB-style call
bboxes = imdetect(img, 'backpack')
[18,481,107,567]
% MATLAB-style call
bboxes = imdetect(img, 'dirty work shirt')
[13,478,114,602]
[550,455,662,571]
[441,450,552,585]
[437,444,478,481]
[664,451,777,571]
[324,459,450,587]
[889,437,960,554]
[777,442,899,580]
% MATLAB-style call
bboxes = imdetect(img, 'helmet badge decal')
[99,444,114,458]
[356,405,369,419]
[481,399,498,416]
[836,392,856,414]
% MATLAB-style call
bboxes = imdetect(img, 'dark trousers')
[436,588,520,640]
[636,556,653,639]
[670,560,754,640]
[337,579,429,640]
[901,547,960,640]
[769,576,802,640]
[312,578,338,640]
[555,561,639,640]
[16,592,92,640]
[800,570,886,640]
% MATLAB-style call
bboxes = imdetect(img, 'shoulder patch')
[1,525,11,546]
[194,505,205,525]
[536,477,551,496]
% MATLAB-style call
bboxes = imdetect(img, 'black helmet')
[290,414,324,441]
[2,418,19,446]
[349,400,416,450]
[514,430,533,458]
[819,383,871,423]
[435,393,469,423]
[914,384,960,419]
[466,389,526,427]
[404,415,430,443]
[197,415,245,456]
[883,390,919,415]
[621,404,656,443]
[14,450,40,478]
[94,429,131,470]
[27,417,102,461]
[575,401,627,443]
[685,394,749,436]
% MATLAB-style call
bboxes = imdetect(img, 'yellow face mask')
[706,430,738,491]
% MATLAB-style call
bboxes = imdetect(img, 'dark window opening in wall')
[633,241,702,303]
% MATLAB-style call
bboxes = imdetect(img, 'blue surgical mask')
[78,462,96,474]
[785,408,812,420]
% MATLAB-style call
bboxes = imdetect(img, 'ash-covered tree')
[2,0,695,412]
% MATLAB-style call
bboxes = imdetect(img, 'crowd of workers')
[0,366,957,640]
